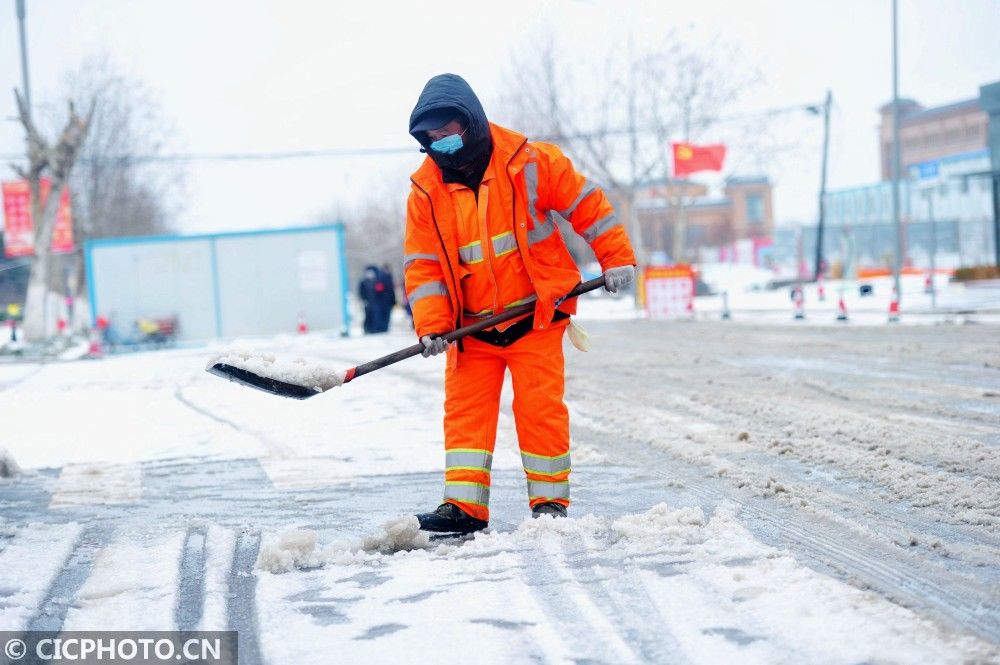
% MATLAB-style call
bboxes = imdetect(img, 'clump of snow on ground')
[257,517,432,573]
[230,500,1000,661]
[571,442,606,464]
[0,447,20,478]
[513,511,607,540]
[612,503,706,544]
[257,529,326,573]
[360,516,430,555]
[207,345,347,391]
[259,505,718,576]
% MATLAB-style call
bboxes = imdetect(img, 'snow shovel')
[206,276,606,399]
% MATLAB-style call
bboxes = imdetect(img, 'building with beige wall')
[633,176,774,262]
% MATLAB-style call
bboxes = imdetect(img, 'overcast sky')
[1,0,998,234]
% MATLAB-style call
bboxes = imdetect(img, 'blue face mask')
[429,131,465,155]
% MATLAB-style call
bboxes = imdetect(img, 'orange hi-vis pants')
[442,319,571,522]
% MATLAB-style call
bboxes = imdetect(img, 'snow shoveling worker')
[405,73,636,534]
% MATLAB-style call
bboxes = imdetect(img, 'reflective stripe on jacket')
[404,122,636,361]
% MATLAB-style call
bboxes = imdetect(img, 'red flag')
[672,142,726,177]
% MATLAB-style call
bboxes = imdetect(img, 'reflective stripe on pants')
[521,450,571,476]
[446,449,494,473]
[526,480,570,501]
[444,481,490,506]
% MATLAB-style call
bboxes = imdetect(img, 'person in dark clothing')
[376,264,398,332]
[358,265,385,334]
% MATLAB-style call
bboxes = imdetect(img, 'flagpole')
[813,90,832,283]
[673,114,691,264]
[16,0,32,118]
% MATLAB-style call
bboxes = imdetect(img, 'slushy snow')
[3,297,998,662]
[257,517,432,573]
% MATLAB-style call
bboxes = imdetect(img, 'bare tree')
[316,182,407,291]
[498,29,752,264]
[12,89,94,341]
[60,56,184,298]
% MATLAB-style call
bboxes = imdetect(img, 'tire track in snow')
[558,532,689,664]
[173,387,294,458]
[173,387,245,431]
[583,361,1000,552]
[175,525,208,631]
[571,413,1000,644]
[518,537,640,664]
[227,529,262,665]
[586,361,1000,548]
[27,525,113,632]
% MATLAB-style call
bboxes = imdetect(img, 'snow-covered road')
[1,311,998,663]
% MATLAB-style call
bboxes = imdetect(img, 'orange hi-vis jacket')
[404,123,636,359]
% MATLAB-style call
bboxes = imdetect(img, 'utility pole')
[890,0,904,304]
[813,90,833,282]
[924,187,936,309]
[16,0,31,117]
[672,107,692,265]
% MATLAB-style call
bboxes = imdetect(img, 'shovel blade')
[207,363,322,400]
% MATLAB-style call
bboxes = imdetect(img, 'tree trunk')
[21,182,66,340]
[13,90,94,342]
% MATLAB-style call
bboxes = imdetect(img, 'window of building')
[746,193,764,223]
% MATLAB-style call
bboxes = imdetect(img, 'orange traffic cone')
[888,288,900,323]
[297,312,309,334]
[836,295,849,322]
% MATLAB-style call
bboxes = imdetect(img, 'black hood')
[409,73,493,187]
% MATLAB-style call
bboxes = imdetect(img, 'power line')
[0,100,823,166]
[0,145,420,164]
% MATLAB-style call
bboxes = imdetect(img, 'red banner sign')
[2,179,75,258]
[2,181,32,257]
[642,264,696,319]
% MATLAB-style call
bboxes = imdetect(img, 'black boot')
[416,503,488,534]
[531,502,567,519]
